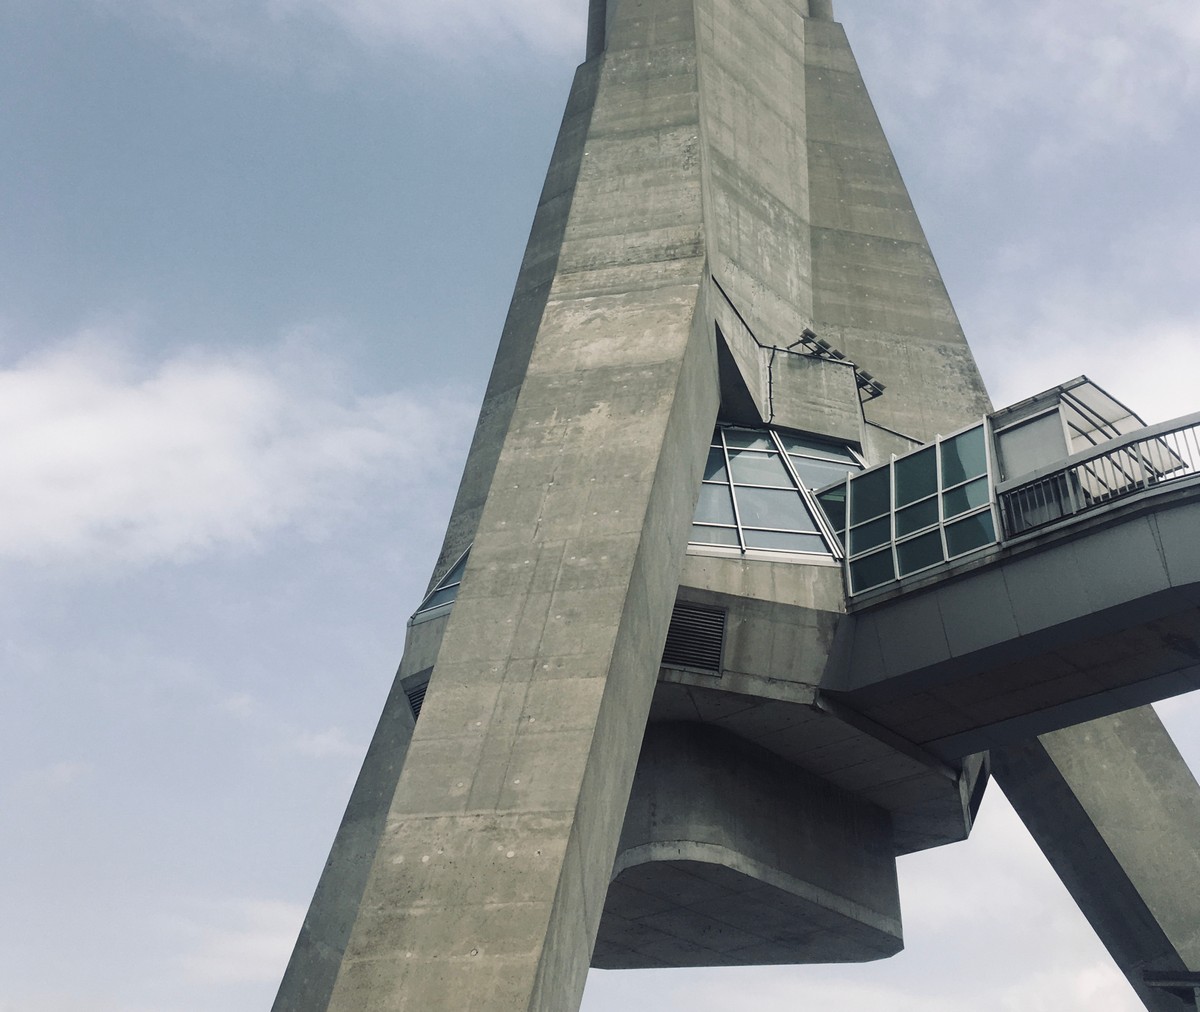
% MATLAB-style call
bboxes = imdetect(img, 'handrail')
[997,412,1200,537]
[995,409,1200,492]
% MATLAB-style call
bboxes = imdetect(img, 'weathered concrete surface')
[422,57,604,592]
[316,0,722,1006]
[282,0,1004,1002]
[594,723,902,968]
[273,606,450,1011]
[804,18,991,442]
[993,707,1200,1012]
[273,669,418,1011]
[663,554,980,854]
[826,491,1200,760]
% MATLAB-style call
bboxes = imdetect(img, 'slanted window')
[412,548,470,618]
[690,426,862,558]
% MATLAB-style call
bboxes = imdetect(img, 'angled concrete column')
[992,706,1200,1012]
[273,670,417,1010]
[314,0,721,1008]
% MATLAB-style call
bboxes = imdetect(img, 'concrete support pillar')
[992,706,1200,1012]
[273,672,417,1010]
[310,0,721,1007]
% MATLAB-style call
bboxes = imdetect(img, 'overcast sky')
[2,1,1198,1010]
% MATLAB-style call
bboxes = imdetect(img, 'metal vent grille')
[661,603,726,673]
[406,681,429,720]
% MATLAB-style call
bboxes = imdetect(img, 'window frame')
[689,425,864,562]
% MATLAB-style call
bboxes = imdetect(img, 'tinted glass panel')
[695,483,736,524]
[777,434,859,464]
[895,497,939,537]
[704,446,728,482]
[897,530,944,576]
[733,487,817,530]
[894,446,936,507]
[422,586,459,610]
[849,467,891,525]
[850,550,895,593]
[942,476,990,518]
[945,512,997,557]
[728,449,792,487]
[723,429,774,450]
[743,529,828,553]
[789,455,855,490]
[438,551,469,588]
[816,484,847,538]
[690,524,740,547]
[941,426,987,486]
[850,516,891,555]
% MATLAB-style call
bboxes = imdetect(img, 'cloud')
[285,725,363,759]
[845,0,1200,172]
[977,301,1200,425]
[9,760,95,795]
[0,325,470,567]
[174,898,304,985]
[89,0,587,73]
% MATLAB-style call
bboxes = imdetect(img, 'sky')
[2,1,1199,1010]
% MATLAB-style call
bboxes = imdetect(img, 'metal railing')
[996,411,1200,537]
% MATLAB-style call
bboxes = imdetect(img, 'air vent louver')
[661,603,726,673]
[406,681,429,720]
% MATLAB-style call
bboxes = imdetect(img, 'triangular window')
[413,548,470,617]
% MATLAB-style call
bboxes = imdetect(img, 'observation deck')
[821,379,1200,760]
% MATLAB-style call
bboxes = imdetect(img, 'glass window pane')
[704,446,728,482]
[695,483,736,524]
[723,428,775,451]
[437,550,469,588]
[849,466,891,525]
[945,512,997,557]
[850,515,890,555]
[850,550,895,593]
[816,484,847,538]
[943,476,990,518]
[743,529,828,553]
[789,455,856,490]
[420,586,459,611]
[733,486,817,531]
[897,530,944,576]
[690,524,741,547]
[941,425,987,486]
[894,446,937,507]
[777,433,860,464]
[728,449,792,487]
[895,497,939,537]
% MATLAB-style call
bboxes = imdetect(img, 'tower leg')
[273,671,416,1011]
[992,706,1200,1012]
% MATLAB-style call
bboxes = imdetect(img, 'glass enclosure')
[690,426,862,558]
[817,423,999,594]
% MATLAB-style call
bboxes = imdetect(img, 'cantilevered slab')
[594,724,902,969]
[825,489,1200,759]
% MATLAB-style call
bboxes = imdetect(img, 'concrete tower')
[275,2,1200,1010]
